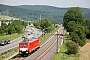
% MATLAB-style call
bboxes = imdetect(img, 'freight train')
[19,37,40,55]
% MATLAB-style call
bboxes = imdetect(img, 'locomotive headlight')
[26,52,28,53]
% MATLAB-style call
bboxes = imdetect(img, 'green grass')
[52,44,78,60]
[0,33,24,41]
[52,30,79,60]
[39,33,50,43]
[39,27,59,43]
[0,47,18,60]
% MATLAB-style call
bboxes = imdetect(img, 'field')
[0,15,19,20]
[79,41,90,60]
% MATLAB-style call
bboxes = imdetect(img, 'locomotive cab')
[19,41,30,55]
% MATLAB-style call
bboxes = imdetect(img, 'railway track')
[34,37,57,60]
[12,27,64,60]
[33,28,64,60]
[13,31,57,60]
[15,56,26,60]
[25,28,63,60]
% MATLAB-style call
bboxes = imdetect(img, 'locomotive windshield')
[20,43,28,46]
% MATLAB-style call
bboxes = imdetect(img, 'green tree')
[1,21,7,32]
[11,20,24,33]
[66,40,79,54]
[33,19,55,33]
[85,20,90,39]
[33,22,40,28]
[22,21,28,28]
[63,7,84,29]
[67,21,76,32]
[63,7,87,46]
[6,26,15,35]
[40,19,54,33]
[70,25,86,46]
[0,27,4,35]
[70,32,80,44]
[7,22,11,26]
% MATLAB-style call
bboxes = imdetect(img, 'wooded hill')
[0,4,90,23]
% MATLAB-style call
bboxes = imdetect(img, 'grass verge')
[0,47,18,60]
[0,33,25,41]
[52,43,79,60]
[39,27,59,43]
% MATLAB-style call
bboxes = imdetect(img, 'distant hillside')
[0,4,90,23]
[0,15,19,20]
[81,8,90,20]
[17,5,68,23]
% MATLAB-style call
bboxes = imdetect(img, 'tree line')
[63,7,90,54]
[0,20,28,35]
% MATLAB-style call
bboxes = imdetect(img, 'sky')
[0,0,90,8]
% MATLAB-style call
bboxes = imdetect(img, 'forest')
[0,4,90,24]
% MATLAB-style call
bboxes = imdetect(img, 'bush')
[66,40,79,55]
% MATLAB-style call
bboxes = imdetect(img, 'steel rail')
[34,38,57,60]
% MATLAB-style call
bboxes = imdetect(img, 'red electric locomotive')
[19,37,40,55]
